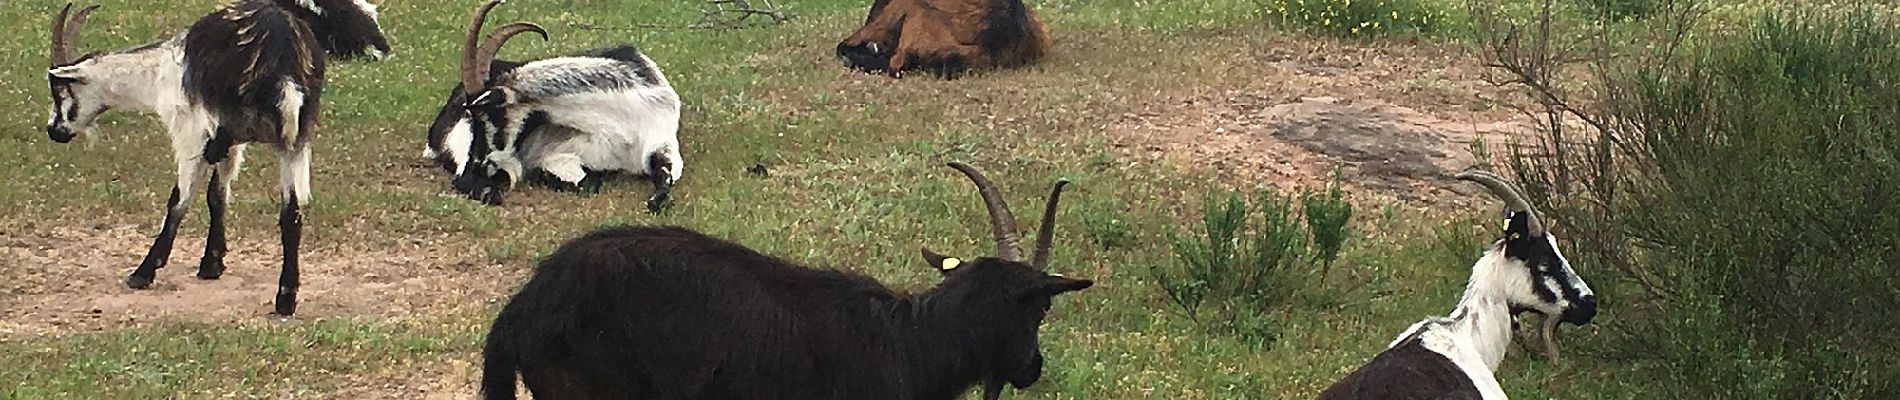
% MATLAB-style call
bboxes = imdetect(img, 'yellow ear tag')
[940,258,962,271]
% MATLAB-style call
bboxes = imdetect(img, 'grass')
[0,0,1723,398]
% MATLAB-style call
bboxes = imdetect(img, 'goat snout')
[1563,294,1598,325]
[47,124,75,143]
[837,41,893,73]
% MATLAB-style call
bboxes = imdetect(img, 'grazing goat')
[435,0,683,212]
[836,0,1050,77]
[1317,170,1598,400]
[479,162,1091,400]
[43,0,389,315]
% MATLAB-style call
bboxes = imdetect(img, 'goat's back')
[183,0,326,146]
[483,226,913,400]
[1317,337,1486,400]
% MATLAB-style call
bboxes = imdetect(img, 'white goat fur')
[46,35,268,206]
[1382,234,1593,400]
[438,55,683,189]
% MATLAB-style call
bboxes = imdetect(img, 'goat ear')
[920,248,962,274]
[1039,274,1093,295]
[47,66,84,81]
[466,88,512,108]
[1503,210,1534,239]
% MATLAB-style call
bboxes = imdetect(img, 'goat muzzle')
[46,124,75,143]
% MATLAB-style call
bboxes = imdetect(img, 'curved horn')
[947,161,1023,262]
[1455,169,1546,236]
[460,0,506,95]
[1029,179,1070,270]
[51,4,99,67]
[473,21,547,83]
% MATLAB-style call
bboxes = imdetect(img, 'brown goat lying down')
[837,0,1050,76]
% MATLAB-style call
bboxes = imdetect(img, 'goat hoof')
[197,260,225,280]
[125,273,155,289]
[644,196,669,214]
[273,293,298,316]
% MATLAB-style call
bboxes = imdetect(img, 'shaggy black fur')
[184,0,326,147]
[283,0,390,59]
[1317,334,1483,400]
[480,226,1092,400]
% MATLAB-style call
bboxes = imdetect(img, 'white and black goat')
[1317,170,1598,400]
[429,0,683,212]
[43,0,389,316]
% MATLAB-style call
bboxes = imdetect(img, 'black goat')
[480,162,1091,400]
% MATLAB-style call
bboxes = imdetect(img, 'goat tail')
[479,333,519,400]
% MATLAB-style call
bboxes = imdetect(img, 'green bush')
[1302,168,1353,273]
[1261,0,1452,36]
[1153,181,1350,343]
[1502,5,1900,397]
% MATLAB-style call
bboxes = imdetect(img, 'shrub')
[1484,3,1900,397]
[1154,180,1350,343]
[1261,0,1453,36]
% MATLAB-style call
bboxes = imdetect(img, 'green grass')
[0,0,1711,398]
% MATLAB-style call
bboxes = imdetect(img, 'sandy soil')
[1107,35,1546,205]
[0,222,520,335]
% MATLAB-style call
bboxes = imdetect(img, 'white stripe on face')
[1546,235,1593,297]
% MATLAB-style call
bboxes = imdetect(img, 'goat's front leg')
[274,145,311,316]
[198,144,244,280]
[644,147,683,213]
[128,159,209,289]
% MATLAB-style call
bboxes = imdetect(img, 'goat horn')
[51,4,99,67]
[1029,179,1070,270]
[473,21,547,87]
[1454,169,1546,236]
[947,162,1023,262]
[460,0,506,96]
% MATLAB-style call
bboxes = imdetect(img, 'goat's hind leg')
[536,153,592,193]
[128,158,208,289]
[198,142,244,280]
[274,145,310,316]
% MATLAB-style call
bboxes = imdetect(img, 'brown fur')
[837,0,1049,77]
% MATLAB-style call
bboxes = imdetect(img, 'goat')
[1317,170,1599,400]
[836,0,1050,77]
[43,0,389,316]
[478,162,1091,400]
[435,0,683,212]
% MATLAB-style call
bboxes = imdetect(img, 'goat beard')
[1539,314,1562,364]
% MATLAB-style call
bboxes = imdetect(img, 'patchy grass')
[0,0,1706,398]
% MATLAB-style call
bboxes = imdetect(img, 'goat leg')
[981,378,1005,400]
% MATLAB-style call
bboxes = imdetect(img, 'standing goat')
[479,162,1091,400]
[1317,170,1598,400]
[433,0,683,212]
[43,0,389,315]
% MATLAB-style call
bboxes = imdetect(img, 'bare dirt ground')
[0,222,518,335]
[1108,35,1543,204]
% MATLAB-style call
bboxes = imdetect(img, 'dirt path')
[1109,35,1543,204]
[0,223,521,335]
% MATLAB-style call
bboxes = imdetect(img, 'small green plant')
[1155,191,1248,316]
[1153,185,1338,343]
[1303,168,1354,276]
[1262,0,1451,37]
[1082,202,1134,249]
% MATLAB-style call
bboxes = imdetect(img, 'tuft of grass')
[1261,0,1454,37]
